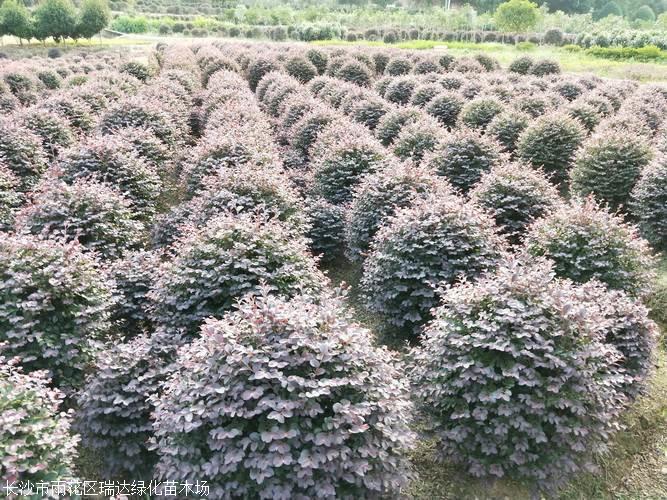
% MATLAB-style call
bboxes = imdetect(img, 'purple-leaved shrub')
[361,192,505,334]
[149,213,325,337]
[1,357,79,483]
[151,292,416,498]
[0,234,112,389]
[524,197,655,297]
[630,154,667,250]
[410,257,626,488]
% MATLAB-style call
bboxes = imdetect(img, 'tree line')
[0,0,110,45]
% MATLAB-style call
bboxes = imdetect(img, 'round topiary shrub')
[516,113,585,186]
[566,102,601,133]
[285,56,318,83]
[0,234,113,389]
[410,257,627,487]
[392,118,444,163]
[460,97,504,130]
[310,121,388,204]
[384,76,418,105]
[570,131,652,211]
[290,106,341,158]
[524,197,655,297]
[303,196,346,263]
[120,61,153,82]
[149,213,325,337]
[423,128,504,192]
[42,95,95,133]
[375,107,421,146]
[414,58,441,75]
[306,48,328,74]
[57,136,162,219]
[17,108,75,159]
[631,155,667,250]
[346,95,390,130]
[247,57,279,92]
[508,56,534,75]
[1,358,79,483]
[474,53,499,71]
[360,193,504,334]
[383,30,399,43]
[15,178,145,260]
[345,163,448,263]
[470,163,561,244]
[426,91,465,128]
[337,60,372,87]
[99,96,187,147]
[410,83,441,107]
[76,328,184,480]
[151,292,416,498]
[0,165,22,231]
[530,59,561,77]
[385,57,413,76]
[0,120,48,190]
[544,28,564,45]
[486,110,530,154]
[37,70,62,89]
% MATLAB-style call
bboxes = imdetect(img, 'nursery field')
[1,40,666,499]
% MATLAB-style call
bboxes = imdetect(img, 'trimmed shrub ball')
[375,107,421,146]
[247,57,279,92]
[310,121,388,204]
[57,136,163,219]
[631,155,667,250]
[337,60,373,87]
[108,250,161,335]
[470,163,561,244]
[508,56,534,75]
[152,292,416,498]
[410,83,441,107]
[303,196,346,263]
[0,165,23,231]
[361,192,504,334]
[15,178,145,260]
[290,106,341,159]
[385,57,413,76]
[17,108,75,158]
[422,128,504,193]
[410,257,626,487]
[76,328,184,480]
[285,56,318,83]
[120,61,153,82]
[306,48,328,74]
[0,234,113,389]
[426,91,465,128]
[384,76,418,105]
[487,110,530,154]
[460,97,504,130]
[530,59,561,77]
[0,120,48,190]
[570,131,652,211]
[345,163,449,263]
[579,281,657,399]
[524,197,655,297]
[392,118,444,163]
[149,213,325,337]
[1,358,79,483]
[517,113,585,186]
[566,102,601,133]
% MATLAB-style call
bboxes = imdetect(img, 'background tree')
[495,0,540,32]
[77,0,110,40]
[0,0,33,45]
[33,0,77,43]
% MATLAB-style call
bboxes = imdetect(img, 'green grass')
[312,39,667,82]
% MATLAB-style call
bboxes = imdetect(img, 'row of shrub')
[0,41,665,497]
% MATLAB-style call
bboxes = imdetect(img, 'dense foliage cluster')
[631,154,667,249]
[152,292,416,498]
[410,258,628,487]
[0,358,79,484]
